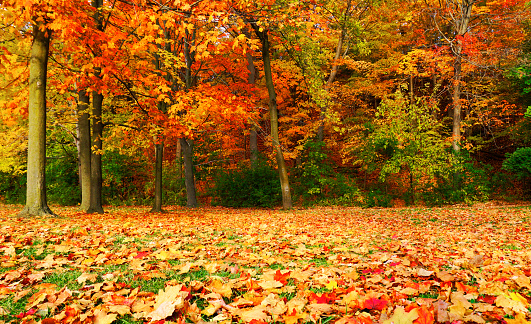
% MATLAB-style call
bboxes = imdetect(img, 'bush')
[0,171,26,204]
[211,160,281,208]
[503,147,531,180]
[46,151,81,206]
[102,150,150,205]
[421,155,491,206]
[293,141,362,206]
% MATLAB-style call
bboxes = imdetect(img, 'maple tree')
[1,0,531,208]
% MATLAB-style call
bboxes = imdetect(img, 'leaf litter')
[0,204,530,323]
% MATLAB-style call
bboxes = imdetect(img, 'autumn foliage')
[1,204,531,323]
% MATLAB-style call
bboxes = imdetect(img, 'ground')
[0,203,530,324]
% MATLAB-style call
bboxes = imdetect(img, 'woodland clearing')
[0,204,530,324]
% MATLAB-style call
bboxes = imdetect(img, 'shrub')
[102,149,150,205]
[211,160,281,208]
[503,147,531,180]
[0,171,26,204]
[293,141,362,206]
[46,151,80,206]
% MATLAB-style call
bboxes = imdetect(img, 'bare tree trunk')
[77,90,91,211]
[150,141,165,212]
[246,50,259,166]
[87,0,105,214]
[19,23,54,217]
[180,27,199,208]
[451,0,474,152]
[254,27,292,209]
[176,140,183,180]
[87,88,104,213]
[180,138,197,207]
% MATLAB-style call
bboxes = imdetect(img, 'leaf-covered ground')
[0,204,530,324]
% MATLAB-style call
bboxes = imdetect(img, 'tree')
[18,22,55,217]
[252,23,293,209]
[77,91,91,211]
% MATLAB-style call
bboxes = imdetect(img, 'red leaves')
[274,270,291,285]
[0,206,530,323]
[363,297,387,311]
[413,306,434,324]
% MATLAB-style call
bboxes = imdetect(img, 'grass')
[42,270,84,290]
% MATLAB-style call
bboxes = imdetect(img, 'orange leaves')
[1,205,531,323]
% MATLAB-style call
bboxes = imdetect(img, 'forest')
[1,0,531,212]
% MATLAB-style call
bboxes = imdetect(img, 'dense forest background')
[1,0,531,210]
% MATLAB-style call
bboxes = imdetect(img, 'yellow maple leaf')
[383,306,418,324]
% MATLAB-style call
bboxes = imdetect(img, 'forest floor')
[0,203,530,324]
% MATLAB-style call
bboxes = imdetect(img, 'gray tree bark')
[180,27,198,208]
[19,23,54,217]
[180,138,197,207]
[246,51,259,166]
[87,89,104,213]
[150,142,165,212]
[451,1,474,152]
[77,90,91,211]
[87,0,105,213]
[252,25,293,209]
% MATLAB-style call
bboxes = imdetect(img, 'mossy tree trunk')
[19,23,54,217]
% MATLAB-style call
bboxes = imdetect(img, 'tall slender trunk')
[452,53,463,152]
[150,31,170,213]
[87,88,104,213]
[77,90,91,211]
[150,141,164,212]
[180,27,198,207]
[246,51,259,166]
[180,138,197,207]
[255,27,292,209]
[451,0,474,152]
[19,23,54,217]
[87,0,105,213]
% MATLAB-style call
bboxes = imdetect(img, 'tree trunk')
[180,27,198,207]
[87,0,105,213]
[180,138,197,207]
[250,128,258,166]
[318,0,352,142]
[87,89,104,213]
[451,0,474,152]
[77,90,91,211]
[452,54,463,152]
[19,24,54,217]
[176,140,183,180]
[256,28,292,209]
[150,142,165,212]
[246,51,259,166]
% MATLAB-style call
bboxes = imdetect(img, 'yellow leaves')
[496,293,529,314]
[147,285,187,321]
[93,309,117,324]
[77,272,98,284]
[383,306,418,324]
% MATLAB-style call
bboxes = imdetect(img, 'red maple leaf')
[274,270,291,285]
[363,297,387,311]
